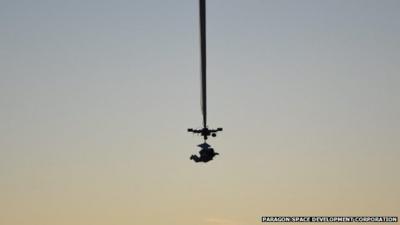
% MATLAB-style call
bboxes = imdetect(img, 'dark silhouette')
[187,0,223,161]
[188,127,223,140]
[187,0,223,141]
[190,143,219,163]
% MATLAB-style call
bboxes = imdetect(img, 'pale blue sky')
[1,1,399,225]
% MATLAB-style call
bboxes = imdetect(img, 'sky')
[0,0,399,225]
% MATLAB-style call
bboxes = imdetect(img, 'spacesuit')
[190,143,219,163]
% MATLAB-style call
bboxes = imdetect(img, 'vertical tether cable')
[200,0,207,129]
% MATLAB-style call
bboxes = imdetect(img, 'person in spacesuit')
[190,142,219,163]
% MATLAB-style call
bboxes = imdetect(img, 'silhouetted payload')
[190,143,219,163]
[187,0,222,163]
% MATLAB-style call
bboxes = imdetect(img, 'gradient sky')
[1,1,399,225]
